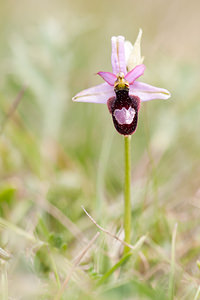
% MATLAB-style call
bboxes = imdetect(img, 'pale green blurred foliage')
[8,19,91,140]
[0,0,200,299]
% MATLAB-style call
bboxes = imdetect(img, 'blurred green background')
[0,0,200,299]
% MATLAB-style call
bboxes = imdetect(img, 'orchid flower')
[72,30,171,136]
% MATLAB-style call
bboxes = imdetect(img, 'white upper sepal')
[125,29,144,72]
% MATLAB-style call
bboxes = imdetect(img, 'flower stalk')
[124,135,131,254]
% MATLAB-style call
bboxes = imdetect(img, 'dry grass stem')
[54,232,100,300]
[35,196,86,243]
[82,206,146,251]
[0,86,27,134]
[0,248,11,261]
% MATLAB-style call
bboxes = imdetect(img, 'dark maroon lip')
[107,90,140,136]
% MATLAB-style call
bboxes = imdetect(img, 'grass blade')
[168,223,178,300]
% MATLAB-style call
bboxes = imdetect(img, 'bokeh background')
[0,0,200,299]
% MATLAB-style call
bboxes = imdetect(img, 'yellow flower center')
[114,72,129,91]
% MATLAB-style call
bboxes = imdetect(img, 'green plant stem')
[124,135,131,254]
[97,252,132,286]
[168,223,178,300]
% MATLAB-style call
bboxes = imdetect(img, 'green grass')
[0,1,200,299]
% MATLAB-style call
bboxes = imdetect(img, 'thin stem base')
[124,135,131,254]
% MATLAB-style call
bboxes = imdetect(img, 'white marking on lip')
[113,106,135,125]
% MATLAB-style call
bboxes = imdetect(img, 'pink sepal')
[72,83,114,104]
[111,36,127,75]
[130,81,171,101]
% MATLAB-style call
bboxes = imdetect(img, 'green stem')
[168,223,177,300]
[97,252,132,285]
[124,135,131,254]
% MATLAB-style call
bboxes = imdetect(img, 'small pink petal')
[72,83,115,104]
[125,64,145,84]
[111,36,127,75]
[130,81,171,101]
[97,71,116,86]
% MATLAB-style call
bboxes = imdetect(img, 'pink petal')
[72,83,115,104]
[129,81,171,102]
[97,71,116,86]
[111,36,127,75]
[125,64,145,84]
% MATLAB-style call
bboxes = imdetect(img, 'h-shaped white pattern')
[113,107,135,125]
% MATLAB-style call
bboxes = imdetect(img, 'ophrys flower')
[72,31,171,135]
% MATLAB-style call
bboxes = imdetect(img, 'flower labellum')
[72,30,171,135]
[107,72,140,135]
